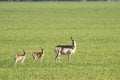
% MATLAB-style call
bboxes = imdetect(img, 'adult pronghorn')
[54,37,77,61]
[14,50,27,64]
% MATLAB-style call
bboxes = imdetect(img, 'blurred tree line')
[0,0,119,2]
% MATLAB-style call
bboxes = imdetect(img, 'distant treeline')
[0,0,119,1]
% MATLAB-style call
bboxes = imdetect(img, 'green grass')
[0,2,120,80]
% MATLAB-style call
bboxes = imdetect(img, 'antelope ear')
[23,50,26,54]
[74,37,77,41]
[41,48,43,50]
[71,36,73,40]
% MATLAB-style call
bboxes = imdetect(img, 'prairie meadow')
[0,2,120,80]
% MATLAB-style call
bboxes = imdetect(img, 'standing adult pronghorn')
[54,37,77,61]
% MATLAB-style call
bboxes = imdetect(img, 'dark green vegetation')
[0,2,120,80]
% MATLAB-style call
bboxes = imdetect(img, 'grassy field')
[0,2,120,80]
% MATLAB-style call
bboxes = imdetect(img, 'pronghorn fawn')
[32,48,45,62]
[14,50,27,64]
[54,37,77,61]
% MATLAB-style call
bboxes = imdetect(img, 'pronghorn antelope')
[14,50,27,64]
[32,48,45,62]
[54,37,77,61]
